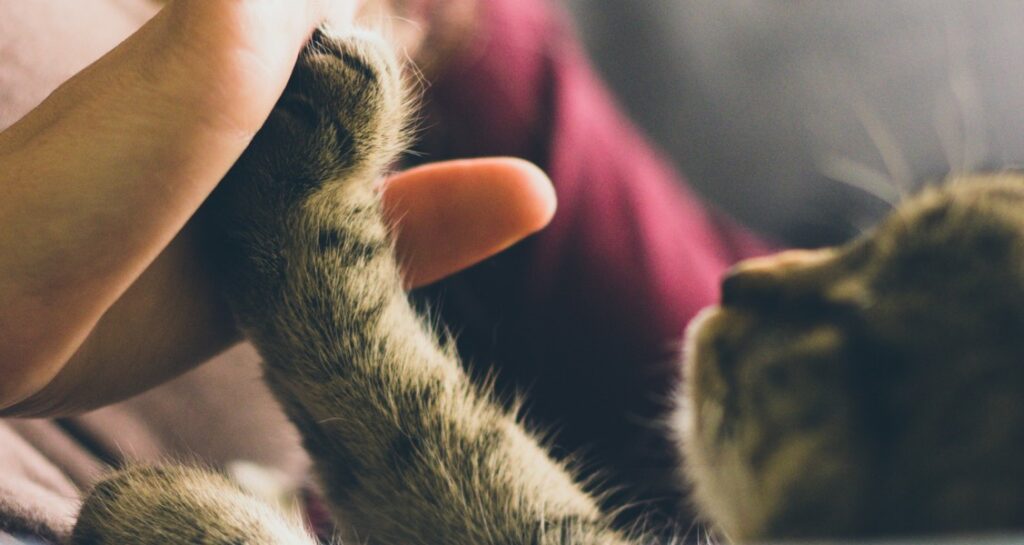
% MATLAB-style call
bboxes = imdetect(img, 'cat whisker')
[815,154,902,207]
[804,51,910,205]
[933,5,988,176]
[847,95,915,197]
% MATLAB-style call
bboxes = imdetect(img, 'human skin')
[0,0,555,415]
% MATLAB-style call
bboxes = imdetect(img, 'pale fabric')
[0,0,157,129]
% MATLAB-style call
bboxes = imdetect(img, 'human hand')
[0,0,555,414]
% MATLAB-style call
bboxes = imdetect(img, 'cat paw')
[213,27,407,220]
[268,27,408,189]
[72,466,315,545]
[206,28,409,319]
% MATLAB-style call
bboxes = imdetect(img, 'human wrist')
[0,0,352,414]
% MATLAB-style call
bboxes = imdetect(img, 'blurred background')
[562,0,1024,246]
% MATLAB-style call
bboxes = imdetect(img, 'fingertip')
[489,157,558,237]
[381,157,558,289]
[383,156,557,235]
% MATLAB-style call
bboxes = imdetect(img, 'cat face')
[678,174,1024,541]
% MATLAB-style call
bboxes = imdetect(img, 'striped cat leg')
[215,30,641,545]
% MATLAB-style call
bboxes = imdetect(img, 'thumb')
[381,158,558,289]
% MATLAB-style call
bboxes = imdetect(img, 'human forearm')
[0,0,331,409]
[2,220,238,417]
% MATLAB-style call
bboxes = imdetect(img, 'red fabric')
[415,0,771,526]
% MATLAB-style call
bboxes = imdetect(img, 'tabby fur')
[70,27,1024,545]
[679,174,1024,541]
[72,28,628,545]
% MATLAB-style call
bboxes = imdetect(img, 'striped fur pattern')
[678,174,1024,541]
[68,25,1024,545]
[71,28,635,545]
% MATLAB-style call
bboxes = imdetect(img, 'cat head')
[677,173,1024,541]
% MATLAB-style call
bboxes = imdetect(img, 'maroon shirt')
[414,0,769,526]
